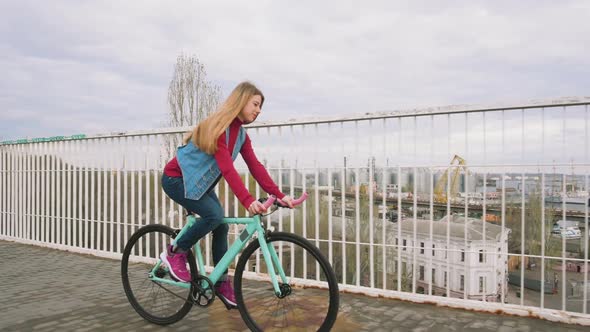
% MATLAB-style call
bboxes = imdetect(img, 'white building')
[386,215,511,301]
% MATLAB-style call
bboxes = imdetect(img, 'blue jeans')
[161,174,228,272]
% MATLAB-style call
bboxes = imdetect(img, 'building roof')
[391,215,510,242]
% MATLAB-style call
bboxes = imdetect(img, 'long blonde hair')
[183,81,264,154]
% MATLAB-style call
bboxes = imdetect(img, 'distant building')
[475,175,540,196]
[385,215,511,301]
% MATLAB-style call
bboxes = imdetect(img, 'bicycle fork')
[258,233,289,297]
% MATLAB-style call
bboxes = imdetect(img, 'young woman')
[160,81,294,306]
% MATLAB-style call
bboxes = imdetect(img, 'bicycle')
[121,193,339,331]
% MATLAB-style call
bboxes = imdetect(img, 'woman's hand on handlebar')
[278,195,295,208]
[248,200,268,215]
[256,192,308,213]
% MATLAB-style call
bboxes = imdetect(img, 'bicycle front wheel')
[235,232,339,332]
[121,224,198,325]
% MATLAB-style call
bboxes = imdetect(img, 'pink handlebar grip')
[261,193,309,211]
[277,192,309,207]
[261,195,277,210]
[291,192,308,206]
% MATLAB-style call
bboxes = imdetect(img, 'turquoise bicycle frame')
[148,214,288,296]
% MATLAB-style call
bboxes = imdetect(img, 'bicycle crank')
[191,275,215,307]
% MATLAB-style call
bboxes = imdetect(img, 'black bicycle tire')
[121,224,198,325]
[234,232,339,332]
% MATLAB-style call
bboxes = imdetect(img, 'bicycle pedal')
[215,291,238,310]
[225,303,238,310]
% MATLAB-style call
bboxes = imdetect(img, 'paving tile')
[0,239,588,332]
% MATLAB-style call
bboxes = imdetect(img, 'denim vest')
[177,127,246,200]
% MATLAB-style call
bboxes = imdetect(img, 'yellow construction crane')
[434,154,468,203]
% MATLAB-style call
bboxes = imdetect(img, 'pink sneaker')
[160,245,191,283]
[216,279,237,306]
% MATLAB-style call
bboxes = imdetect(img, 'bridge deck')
[0,240,585,332]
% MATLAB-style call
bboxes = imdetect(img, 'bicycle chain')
[151,275,215,307]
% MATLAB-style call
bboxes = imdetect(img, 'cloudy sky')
[1,0,589,142]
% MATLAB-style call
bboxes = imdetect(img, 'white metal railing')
[1,97,590,325]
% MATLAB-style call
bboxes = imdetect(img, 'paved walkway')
[0,240,587,332]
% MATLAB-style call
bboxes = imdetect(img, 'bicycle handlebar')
[261,196,277,209]
[287,192,308,206]
[261,192,308,210]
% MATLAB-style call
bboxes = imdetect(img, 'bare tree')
[164,54,222,156]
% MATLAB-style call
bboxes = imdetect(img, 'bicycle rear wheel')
[121,224,198,325]
[234,232,339,332]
